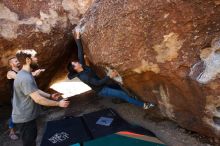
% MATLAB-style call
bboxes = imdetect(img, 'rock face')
[0,0,94,104]
[79,0,220,140]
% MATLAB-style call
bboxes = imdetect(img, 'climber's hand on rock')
[72,28,81,39]
[109,70,119,78]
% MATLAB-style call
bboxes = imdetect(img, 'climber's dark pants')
[98,86,144,107]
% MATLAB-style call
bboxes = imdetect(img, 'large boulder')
[0,0,94,104]
[79,0,220,140]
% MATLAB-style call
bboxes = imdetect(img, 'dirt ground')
[0,91,216,146]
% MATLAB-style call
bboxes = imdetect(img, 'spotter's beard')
[30,62,39,70]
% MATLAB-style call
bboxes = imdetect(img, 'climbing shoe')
[143,102,156,110]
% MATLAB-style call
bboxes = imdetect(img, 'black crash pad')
[82,108,130,138]
[41,108,156,146]
[40,117,91,146]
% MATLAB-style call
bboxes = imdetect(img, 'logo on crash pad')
[96,117,114,126]
[48,132,69,144]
